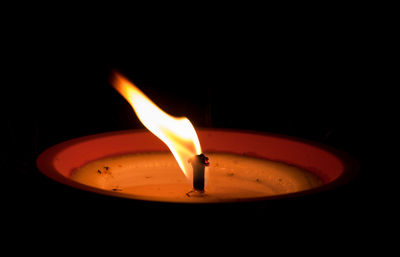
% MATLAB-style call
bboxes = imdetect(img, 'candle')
[71,152,322,202]
[37,129,357,202]
[36,72,359,203]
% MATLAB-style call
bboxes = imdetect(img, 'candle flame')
[111,72,202,181]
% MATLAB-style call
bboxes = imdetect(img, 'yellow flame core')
[112,73,202,180]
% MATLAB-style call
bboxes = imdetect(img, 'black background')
[5,9,363,238]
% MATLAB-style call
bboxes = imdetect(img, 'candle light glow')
[112,73,202,184]
[36,73,359,203]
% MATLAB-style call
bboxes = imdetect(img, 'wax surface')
[71,152,323,202]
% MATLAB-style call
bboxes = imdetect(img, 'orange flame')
[111,72,202,182]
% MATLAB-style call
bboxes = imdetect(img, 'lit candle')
[36,73,358,203]
[37,129,355,203]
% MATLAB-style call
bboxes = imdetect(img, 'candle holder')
[36,129,359,203]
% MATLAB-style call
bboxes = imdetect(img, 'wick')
[188,153,209,192]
